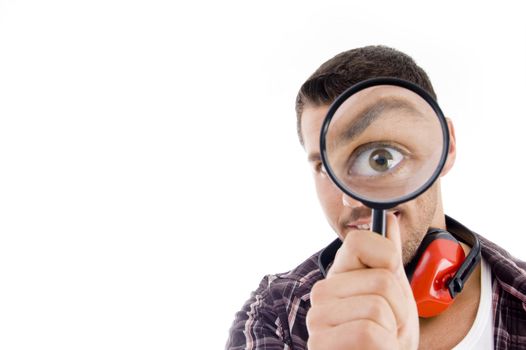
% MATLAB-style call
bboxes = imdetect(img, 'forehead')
[301,105,330,156]
[301,85,436,156]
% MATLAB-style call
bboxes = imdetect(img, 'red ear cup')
[407,231,466,318]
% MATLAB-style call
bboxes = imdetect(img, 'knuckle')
[355,320,377,343]
[367,296,396,332]
[368,298,385,320]
[306,336,324,350]
[372,269,392,290]
[386,250,400,271]
[370,293,389,308]
[386,239,401,268]
[309,280,328,305]
[305,306,323,331]
[305,311,315,332]
[376,268,398,290]
[343,230,365,253]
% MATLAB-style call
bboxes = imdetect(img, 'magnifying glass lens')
[324,84,446,204]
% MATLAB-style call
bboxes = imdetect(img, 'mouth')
[345,210,401,231]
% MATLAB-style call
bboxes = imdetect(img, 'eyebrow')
[334,97,422,146]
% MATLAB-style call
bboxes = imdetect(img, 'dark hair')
[295,45,436,145]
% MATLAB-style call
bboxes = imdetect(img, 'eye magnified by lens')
[351,146,402,175]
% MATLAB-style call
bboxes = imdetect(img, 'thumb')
[386,212,402,262]
[386,212,413,295]
[386,213,405,278]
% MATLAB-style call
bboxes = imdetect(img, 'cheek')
[397,185,439,239]
[412,184,439,220]
[313,175,343,227]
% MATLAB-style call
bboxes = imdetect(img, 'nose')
[342,193,362,208]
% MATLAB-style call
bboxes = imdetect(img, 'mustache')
[341,206,401,227]
[341,207,372,226]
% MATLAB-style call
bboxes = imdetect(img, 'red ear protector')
[404,223,481,317]
[318,216,481,318]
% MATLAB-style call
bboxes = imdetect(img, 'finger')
[328,229,400,277]
[385,213,414,297]
[307,319,396,350]
[311,268,409,326]
[385,212,402,261]
[307,294,397,334]
[385,213,404,279]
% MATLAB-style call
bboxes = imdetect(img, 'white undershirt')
[452,258,494,349]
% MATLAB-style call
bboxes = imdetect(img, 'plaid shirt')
[226,218,526,349]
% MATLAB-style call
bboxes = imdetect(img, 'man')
[226,46,526,349]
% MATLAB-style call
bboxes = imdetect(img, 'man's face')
[301,104,454,265]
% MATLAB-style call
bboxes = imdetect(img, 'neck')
[430,183,447,230]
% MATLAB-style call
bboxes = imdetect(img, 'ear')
[440,118,456,177]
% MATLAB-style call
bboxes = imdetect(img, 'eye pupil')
[369,149,394,172]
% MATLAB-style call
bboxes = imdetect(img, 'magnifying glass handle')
[371,208,386,237]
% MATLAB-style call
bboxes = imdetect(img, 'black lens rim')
[319,77,450,209]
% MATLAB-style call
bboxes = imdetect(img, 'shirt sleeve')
[225,275,290,350]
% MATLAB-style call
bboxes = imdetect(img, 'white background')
[1,1,525,349]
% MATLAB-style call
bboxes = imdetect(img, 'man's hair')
[295,45,436,145]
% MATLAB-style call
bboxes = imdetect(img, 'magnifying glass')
[320,77,450,237]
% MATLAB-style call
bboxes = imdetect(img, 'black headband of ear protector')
[318,215,481,298]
